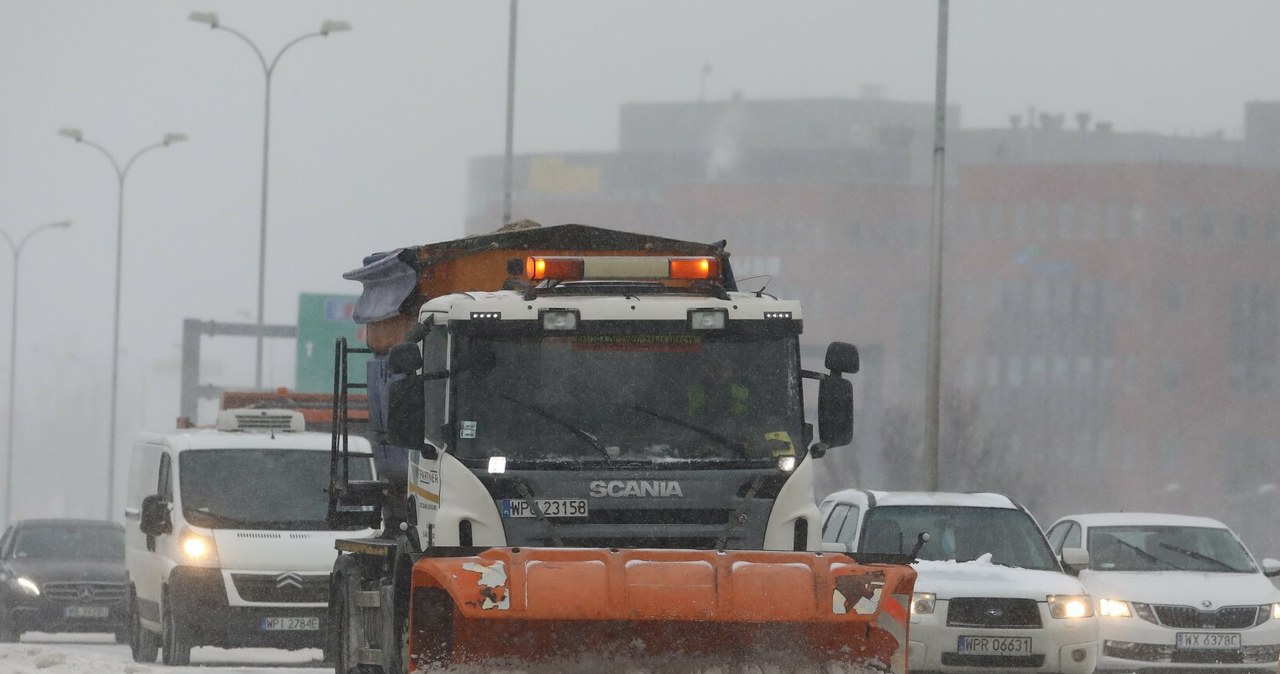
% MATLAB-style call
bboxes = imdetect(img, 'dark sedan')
[0,519,127,642]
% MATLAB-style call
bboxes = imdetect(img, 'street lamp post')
[58,128,186,519]
[2,220,71,523]
[188,11,351,390]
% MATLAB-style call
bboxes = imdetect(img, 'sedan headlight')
[1098,598,1132,617]
[911,592,936,615]
[179,527,219,564]
[15,576,40,596]
[1273,603,1280,621]
[1048,594,1094,619]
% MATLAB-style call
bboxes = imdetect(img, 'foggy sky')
[3,0,1279,520]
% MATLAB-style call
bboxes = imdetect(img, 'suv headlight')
[1048,594,1094,619]
[1272,603,1280,621]
[14,576,40,596]
[911,592,936,615]
[1098,598,1132,617]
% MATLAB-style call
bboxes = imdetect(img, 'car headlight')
[1098,598,1132,617]
[15,576,40,596]
[1048,594,1094,619]
[1273,603,1280,621]
[911,592,936,615]
[179,527,219,564]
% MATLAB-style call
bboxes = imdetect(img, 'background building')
[466,96,1280,554]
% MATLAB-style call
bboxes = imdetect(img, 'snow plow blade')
[409,547,916,671]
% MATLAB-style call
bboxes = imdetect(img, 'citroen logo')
[276,572,303,589]
[77,586,95,601]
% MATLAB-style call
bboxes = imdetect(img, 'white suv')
[819,490,1098,673]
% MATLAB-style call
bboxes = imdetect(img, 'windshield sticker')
[460,421,477,439]
[572,335,701,352]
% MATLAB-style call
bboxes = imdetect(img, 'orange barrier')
[409,547,916,670]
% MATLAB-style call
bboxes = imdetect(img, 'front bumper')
[3,594,126,634]
[908,600,1098,673]
[1096,615,1280,672]
[167,566,328,650]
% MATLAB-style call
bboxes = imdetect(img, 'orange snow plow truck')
[325,223,916,672]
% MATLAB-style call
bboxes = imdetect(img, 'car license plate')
[1176,632,1241,649]
[260,617,320,631]
[64,606,109,619]
[956,635,1032,656]
[501,499,587,518]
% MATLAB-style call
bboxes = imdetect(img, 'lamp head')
[188,11,219,27]
[57,127,83,142]
[163,133,189,146]
[320,20,352,36]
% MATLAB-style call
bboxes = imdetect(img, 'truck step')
[355,591,381,608]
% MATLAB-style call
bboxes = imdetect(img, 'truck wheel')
[128,596,159,663]
[161,597,192,666]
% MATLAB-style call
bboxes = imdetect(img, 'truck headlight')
[1098,598,1132,617]
[15,576,40,596]
[910,592,936,615]
[179,527,219,564]
[1048,594,1093,619]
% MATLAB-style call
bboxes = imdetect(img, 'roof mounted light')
[764,311,793,320]
[669,257,719,280]
[525,255,722,282]
[527,256,584,281]
[470,312,502,320]
[689,309,727,330]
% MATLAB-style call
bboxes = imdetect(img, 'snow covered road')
[0,633,327,674]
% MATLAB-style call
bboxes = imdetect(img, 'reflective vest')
[688,383,749,415]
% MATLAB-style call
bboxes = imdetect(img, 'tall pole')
[923,0,950,492]
[59,129,185,519]
[189,12,350,388]
[502,0,518,226]
[2,221,71,523]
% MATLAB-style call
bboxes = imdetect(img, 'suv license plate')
[64,606,109,618]
[260,617,320,631]
[1176,632,1241,649]
[502,499,588,518]
[957,635,1032,656]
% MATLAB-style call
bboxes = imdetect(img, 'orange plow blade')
[409,548,916,671]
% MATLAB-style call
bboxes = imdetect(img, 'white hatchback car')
[1046,512,1280,673]
[820,490,1099,673]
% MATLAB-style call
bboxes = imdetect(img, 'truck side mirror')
[825,341,859,375]
[387,374,426,452]
[818,376,854,449]
[139,494,172,537]
[1060,547,1090,574]
[387,342,424,376]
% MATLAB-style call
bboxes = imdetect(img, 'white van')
[123,409,375,665]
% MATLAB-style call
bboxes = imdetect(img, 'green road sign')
[295,293,369,392]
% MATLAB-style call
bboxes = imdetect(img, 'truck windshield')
[451,332,803,466]
[179,449,373,530]
[1087,525,1257,573]
[860,506,1060,571]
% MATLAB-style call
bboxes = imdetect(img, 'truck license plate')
[260,617,320,631]
[502,499,588,518]
[1176,632,1241,649]
[64,606,109,618]
[956,635,1032,656]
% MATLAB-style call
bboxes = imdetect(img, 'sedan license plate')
[260,617,320,631]
[1176,632,1241,649]
[957,635,1032,656]
[502,499,587,518]
[64,606,109,619]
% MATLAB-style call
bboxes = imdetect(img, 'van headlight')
[1098,598,1132,617]
[1048,594,1094,619]
[14,576,40,596]
[910,592,936,615]
[179,527,219,564]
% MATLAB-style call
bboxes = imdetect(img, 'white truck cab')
[123,409,375,665]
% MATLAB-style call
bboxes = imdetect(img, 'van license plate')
[957,635,1032,655]
[260,617,320,631]
[64,606,109,618]
[1176,632,1240,649]
[502,499,587,518]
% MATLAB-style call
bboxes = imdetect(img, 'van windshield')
[179,449,373,530]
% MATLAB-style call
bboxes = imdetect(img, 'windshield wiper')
[1112,537,1183,570]
[493,391,612,461]
[1157,542,1239,571]
[623,403,750,460]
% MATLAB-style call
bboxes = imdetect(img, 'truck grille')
[230,573,328,603]
[41,581,126,603]
[553,509,734,526]
[947,597,1042,629]
[557,537,722,550]
[1152,604,1258,629]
